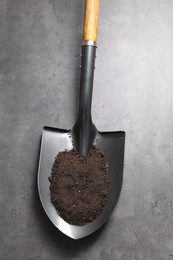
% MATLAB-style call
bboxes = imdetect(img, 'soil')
[49,146,111,226]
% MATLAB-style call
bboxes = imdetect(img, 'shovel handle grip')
[83,0,100,43]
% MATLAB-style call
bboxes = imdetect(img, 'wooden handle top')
[83,0,100,43]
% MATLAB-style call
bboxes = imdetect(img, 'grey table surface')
[1,0,173,259]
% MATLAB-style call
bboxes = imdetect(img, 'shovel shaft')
[73,0,100,155]
[83,0,100,43]
[73,45,97,156]
[79,45,96,122]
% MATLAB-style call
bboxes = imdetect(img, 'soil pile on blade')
[49,147,110,226]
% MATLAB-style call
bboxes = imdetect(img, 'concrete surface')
[1,0,173,259]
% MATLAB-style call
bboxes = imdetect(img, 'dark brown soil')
[49,147,111,226]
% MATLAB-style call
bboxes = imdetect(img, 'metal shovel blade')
[38,126,125,240]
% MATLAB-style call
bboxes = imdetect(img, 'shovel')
[38,0,125,240]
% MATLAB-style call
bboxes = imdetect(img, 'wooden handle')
[83,0,100,43]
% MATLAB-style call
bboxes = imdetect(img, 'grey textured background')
[1,0,173,259]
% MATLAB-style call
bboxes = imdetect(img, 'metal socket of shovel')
[38,0,125,240]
